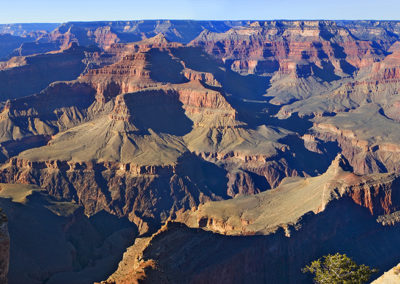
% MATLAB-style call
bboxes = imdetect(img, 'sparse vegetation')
[302,253,377,284]
[393,264,400,275]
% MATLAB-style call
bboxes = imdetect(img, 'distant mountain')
[0,20,245,59]
[0,23,59,36]
[0,23,59,60]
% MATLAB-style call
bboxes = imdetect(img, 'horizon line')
[2,18,400,25]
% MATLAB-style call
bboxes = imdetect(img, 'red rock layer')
[190,22,386,76]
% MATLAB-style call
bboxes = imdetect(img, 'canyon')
[1,20,400,283]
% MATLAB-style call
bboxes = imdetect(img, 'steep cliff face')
[191,20,393,73]
[189,21,391,105]
[0,154,230,235]
[103,156,400,283]
[176,155,400,235]
[101,201,400,284]
[0,81,99,162]
[303,104,400,175]
[0,208,9,284]
[277,40,400,118]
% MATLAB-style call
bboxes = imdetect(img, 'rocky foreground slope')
[0,207,9,284]
[1,20,400,283]
[0,183,136,284]
[102,155,400,283]
[372,263,400,284]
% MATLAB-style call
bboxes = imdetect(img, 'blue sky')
[1,0,400,23]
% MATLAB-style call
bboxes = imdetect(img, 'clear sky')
[1,0,400,24]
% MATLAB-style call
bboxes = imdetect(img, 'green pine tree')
[302,253,378,284]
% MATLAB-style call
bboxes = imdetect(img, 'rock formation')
[104,155,400,283]
[1,20,400,283]
[176,154,400,235]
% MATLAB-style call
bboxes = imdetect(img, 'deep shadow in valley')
[171,47,270,99]
[171,46,319,135]
[279,134,341,176]
[0,190,137,284]
[142,198,398,283]
[124,89,194,136]
[0,45,89,101]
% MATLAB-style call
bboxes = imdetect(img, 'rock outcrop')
[103,155,400,283]
[176,155,400,235]
[99,201,399,284]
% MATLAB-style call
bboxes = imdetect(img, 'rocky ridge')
[177,154,400,235]
[103,155,400,283]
